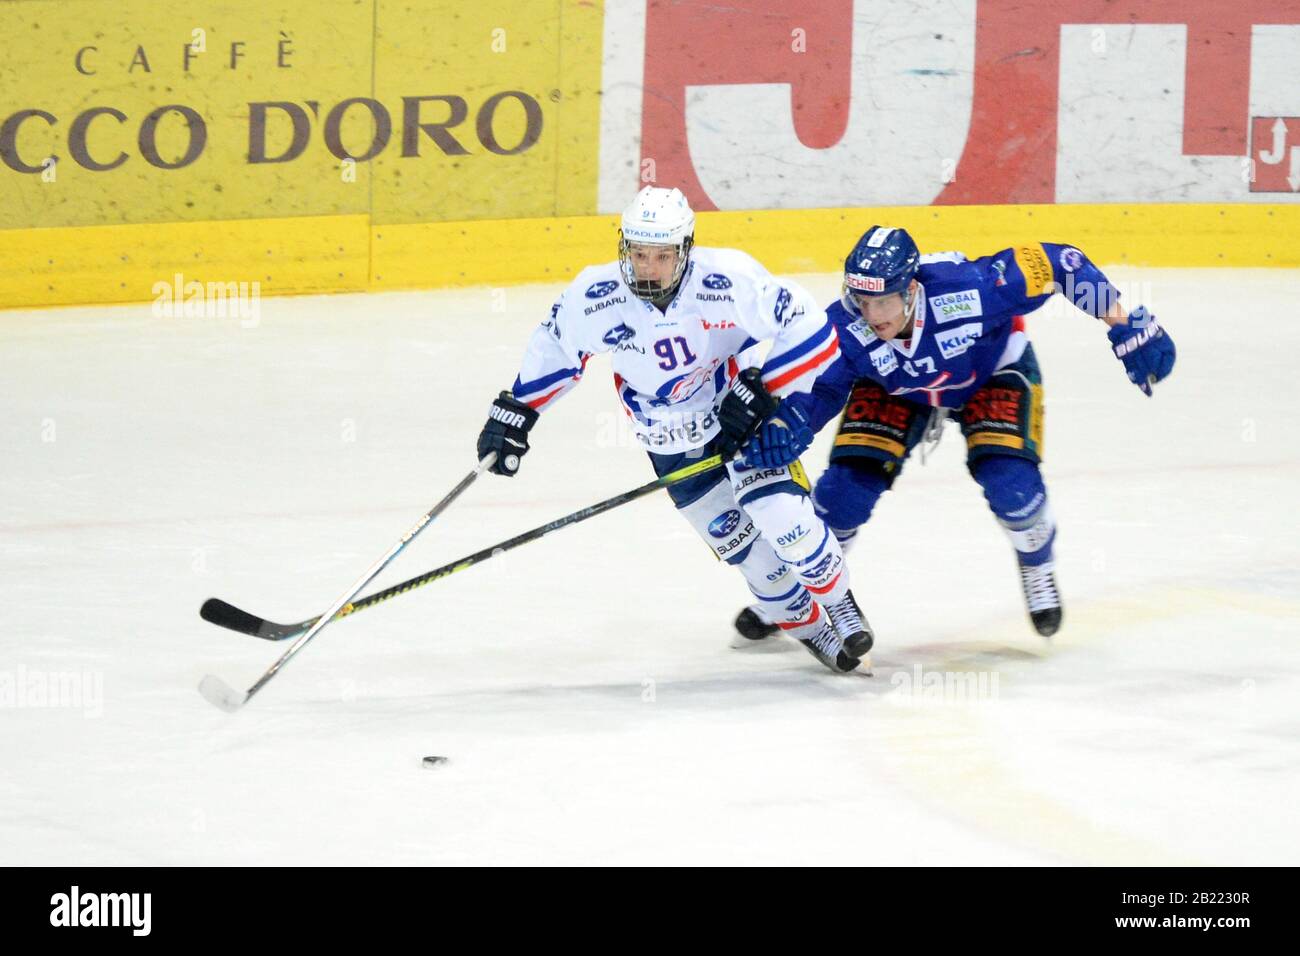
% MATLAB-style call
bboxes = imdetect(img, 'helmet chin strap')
[899,284,920,337]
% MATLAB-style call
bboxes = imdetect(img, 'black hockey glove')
[477,392,539,476]
[716,368,780,459]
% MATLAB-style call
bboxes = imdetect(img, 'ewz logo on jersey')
[586,280,620,299]
[702,273,732,290]
[777,523,808,547]
[602,323,636,346]
[708,510,742,538]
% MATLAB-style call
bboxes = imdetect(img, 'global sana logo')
[708,510,742,538]
[585,280,620,299]
[702,273,732,290]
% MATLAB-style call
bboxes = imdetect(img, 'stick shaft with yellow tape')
[198,453,497,712]
[199,452,727,645]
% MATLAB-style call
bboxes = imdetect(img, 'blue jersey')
[793,242,1118,430]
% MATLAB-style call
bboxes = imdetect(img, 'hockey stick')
[198,453,497,712]
[199,452,726,643]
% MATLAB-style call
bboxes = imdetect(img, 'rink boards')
[3,0,1299,308]
[3,202,1299,310]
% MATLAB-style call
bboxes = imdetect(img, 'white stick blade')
[199,674,248,712]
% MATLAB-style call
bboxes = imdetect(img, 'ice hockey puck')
[421,755,449,769]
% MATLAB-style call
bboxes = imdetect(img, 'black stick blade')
[200,598,268,637]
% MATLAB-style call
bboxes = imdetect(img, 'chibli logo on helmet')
[845,274,886,293]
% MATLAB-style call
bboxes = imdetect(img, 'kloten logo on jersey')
[773,287,802,325]
[708,510,742,538]
[585,280,620,299]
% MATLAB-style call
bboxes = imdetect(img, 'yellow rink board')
[2,203,1297,309]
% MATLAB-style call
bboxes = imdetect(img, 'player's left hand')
[1108,306,1175,397]
[741,401,814,469]
[717,368,781,458]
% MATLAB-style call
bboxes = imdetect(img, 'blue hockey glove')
[741,400,814,469]
[477,392,539,476]
[717,368,781,459]
[1108,306,1175,397]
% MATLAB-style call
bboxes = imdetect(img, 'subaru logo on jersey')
[928,290,983,324]
[804,553,837,580]
[936,322,984,359]
[702,273,732,290]
[785,590,812,614]
[585,280,620,299]
[1059,247,1084,272]
[584,296,626,316]
[708,510,742,538]
[602,323,636,346]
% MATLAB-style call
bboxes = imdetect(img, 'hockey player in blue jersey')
[733,225,1176,640]
[474,186,876,673]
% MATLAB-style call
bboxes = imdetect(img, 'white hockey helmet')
[618,185,695,302]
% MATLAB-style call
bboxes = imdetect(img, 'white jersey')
[509,247,840,454]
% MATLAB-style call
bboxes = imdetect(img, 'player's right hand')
[717,368,781,459]
[741,400,813,469]
[477,392,539,476]
[1108,306,1175,397]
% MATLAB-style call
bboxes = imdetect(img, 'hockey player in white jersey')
[475,185,873,673]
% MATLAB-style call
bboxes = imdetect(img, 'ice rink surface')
[2,266,1298,865]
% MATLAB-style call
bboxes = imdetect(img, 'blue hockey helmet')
[841,226,920,314]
